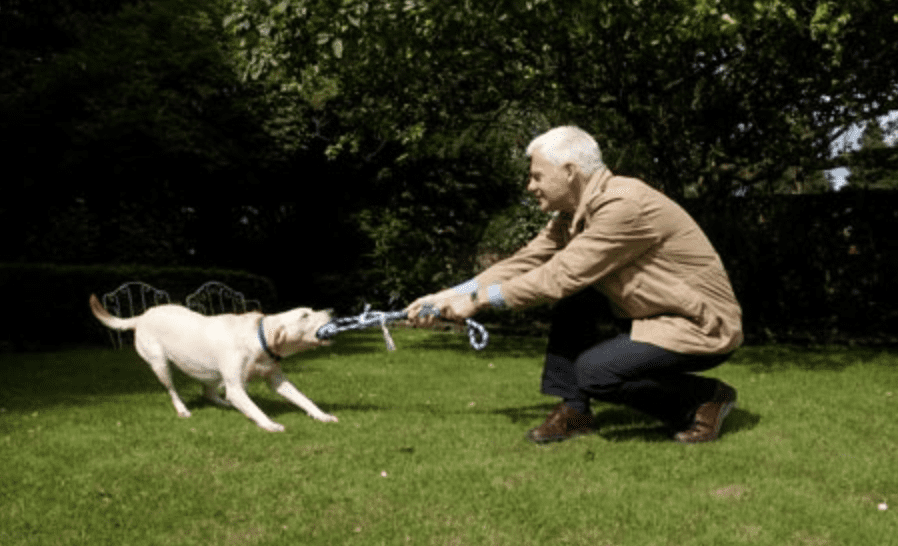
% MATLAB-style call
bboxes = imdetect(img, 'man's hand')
[441,293,480,322]
[405,291,482,327]
[405,290,451,328]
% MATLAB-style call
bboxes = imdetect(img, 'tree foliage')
[4,0,278,196]
[224,0,898,197]
[219,1,898,302]
[843,122,898,190]
[4,0,896,308]
[1,0,304,268]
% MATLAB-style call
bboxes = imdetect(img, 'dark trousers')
[541,289,732,429]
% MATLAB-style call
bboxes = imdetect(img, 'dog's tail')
[89,294,140,331]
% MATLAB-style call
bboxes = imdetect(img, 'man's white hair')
[526,126,603,176]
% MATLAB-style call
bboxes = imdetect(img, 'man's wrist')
[470,289,488,313]
[471,283,506,311]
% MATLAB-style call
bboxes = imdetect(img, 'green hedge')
[0,263,277,351]
[684,189,898,345]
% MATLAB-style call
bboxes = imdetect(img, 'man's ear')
[563,162,578,181]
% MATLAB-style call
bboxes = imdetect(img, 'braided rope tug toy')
[315,304,489,351]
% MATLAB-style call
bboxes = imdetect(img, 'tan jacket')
[473,167,743,355]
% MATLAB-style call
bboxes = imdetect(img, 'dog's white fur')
[89,294,337,432]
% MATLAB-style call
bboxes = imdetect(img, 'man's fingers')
[407,290,466,327]
[405,299,438,327]
[409,314,437,328]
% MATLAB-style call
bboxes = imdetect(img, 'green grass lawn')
[1,328,896,545]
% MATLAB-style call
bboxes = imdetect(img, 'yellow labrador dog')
[89,294,337,432]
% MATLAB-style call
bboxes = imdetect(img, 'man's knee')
[572,333,666,399]
[574,350,625,399]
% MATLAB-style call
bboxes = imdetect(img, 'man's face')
[527,150,577,214]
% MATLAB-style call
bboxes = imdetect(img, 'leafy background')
[1,0,896,336]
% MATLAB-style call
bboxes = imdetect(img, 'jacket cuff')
[487,284,506,308]
[451,278,479,296]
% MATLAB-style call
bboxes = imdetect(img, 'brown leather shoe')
[527,403,594,444]
[674,381,737,444]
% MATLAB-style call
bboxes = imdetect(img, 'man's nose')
[526,178,536,192]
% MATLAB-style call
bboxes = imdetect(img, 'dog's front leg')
[223,380,285,432]
[268,371,338,423]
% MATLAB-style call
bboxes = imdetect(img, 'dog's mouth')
[307,315,333,344]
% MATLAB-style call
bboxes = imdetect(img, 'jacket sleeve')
[446,215,568,299]
[494,197,661,309]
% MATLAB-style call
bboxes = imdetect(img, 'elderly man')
[407,126,743,444]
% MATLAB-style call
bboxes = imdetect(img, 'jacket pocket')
[613,272,708,326]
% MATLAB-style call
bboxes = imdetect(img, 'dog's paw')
[177,409,192,418]
[314,413,339,423]
[261,421,285,432]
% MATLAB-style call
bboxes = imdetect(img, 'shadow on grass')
[489,402,559,424]
[315,330,399,356]
[595,407,759,443]
[0,348,173,411]
[0,345,337,413]
[188,396,386,418]
[727,344,898,372]
[316,325,548,358]
[496,404,675,443]
[490,402,760,443]
[400,329,898,371]
[404,329,548,358]
[310,327,485,355]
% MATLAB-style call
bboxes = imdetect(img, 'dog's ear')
[271,326,288,353]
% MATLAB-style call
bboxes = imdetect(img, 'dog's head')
[268,307,333,357]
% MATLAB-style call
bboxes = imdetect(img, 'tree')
[217,0,898,302]
[6,1,895,307]
[0,0,295,266]
[223,0,898,197]
[843,121,898,190]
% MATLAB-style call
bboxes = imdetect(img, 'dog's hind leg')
[135,340,192,418]
[203,383,232,408]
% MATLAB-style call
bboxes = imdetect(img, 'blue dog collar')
[257,318,281,361]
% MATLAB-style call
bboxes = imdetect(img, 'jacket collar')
[568,166,613,237]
